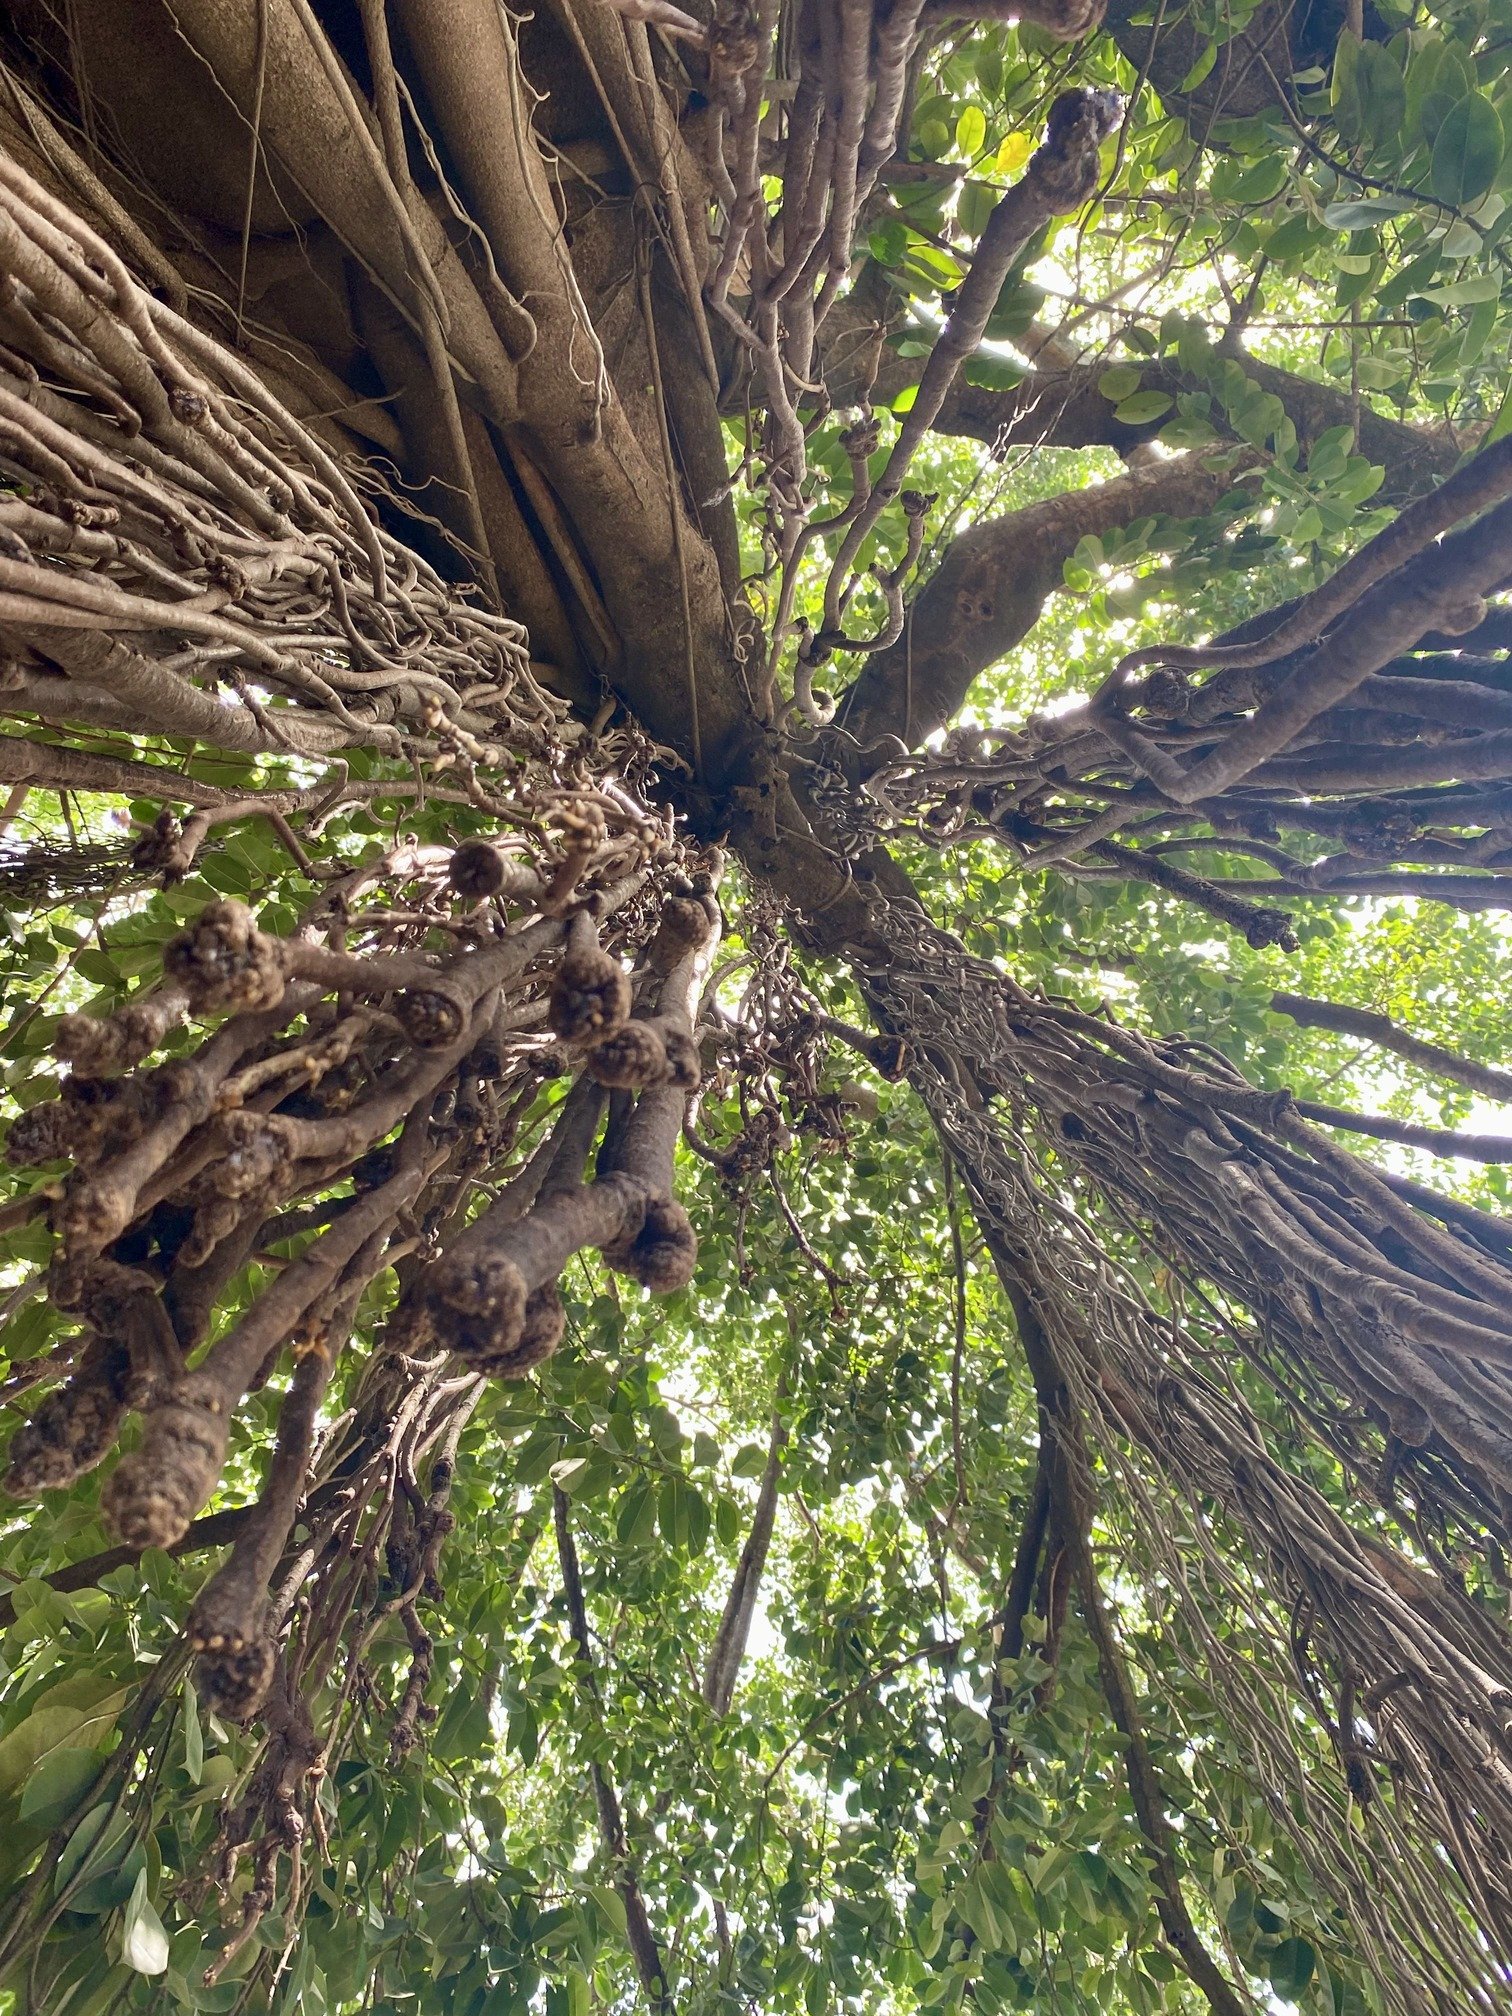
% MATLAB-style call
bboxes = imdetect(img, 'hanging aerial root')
[855,892,1512,1534]
[918,1037,1512,2014]
[0,139,559,775]
[188,1248,379,1721]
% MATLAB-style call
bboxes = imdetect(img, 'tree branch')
[701,1402,786,1715]
[837,454,1236,755]
[1271,992,1512,1104]
[553,1486,674,2010]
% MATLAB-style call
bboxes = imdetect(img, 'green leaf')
[1419,272,1500,306]
[182,1679,203,1786]
[1177,41,1217,93]
[0,1677,129,1800]
[955,180,997,241]
[1097,366,1144,402]
[19,1747,103,1828]
[955,1873,1004,1948]
[1354,43,1406,155]
[1430,94,1504,206]
[121,1869,170,1976]
[1226,155,1290,205]
[963,354,1025,392]
[868,218,907,267]
[994,132,1032,176]
[985,274,1046,340]
[1484,378,1512,445]
[1319,196,1414,230]
[1112,392,1174,424]
[1307,424,1355,482]
[74,949,118,986]
[1265,211,1322,261]
[1460,295,1499,368]
[955,106,987,158]
[55,1806,127,1896]
[658,1475,691,1550]
[1375,245,1442,307]
[1417,46,1477,145]
[1268,1936,1316,2001]
[1331,32,1362,146]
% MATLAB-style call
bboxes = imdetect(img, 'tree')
[1,1,1511,2011]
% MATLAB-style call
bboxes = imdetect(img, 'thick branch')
[838,455,1235,755]
[915,357,1455,509]
[1271,993,1512,1104]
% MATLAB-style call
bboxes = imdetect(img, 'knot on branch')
[480,1282,567,1379]
[1341,800,1421,859]
[191,1614,278,1723]
[422,1252,531,1367]
[167,385,208,429]
[1137,667,1194,719]
[165,901,286,1017]
[549,914,632,1048]
[590,1017,702,1092]
[655,1023,702,1091]
[101,1371,230,1550]
[132,809,195,883]
[448,839,510,900]
[1019,0,1110,39]
[840,416,882,463]
[1439,595,1487,636]
[8,1070,156,1171]
[589,1019,673,1090]
[1243,909,1299,953]
[55,992,187,1078]
[1030,89,1122,211]
[2,1335,134,1497]
[394,984,470,1049]
[216,1113,297,1197]
[602,1195,698,1294]
[648,890,721,976]
[5,1097,76,1168]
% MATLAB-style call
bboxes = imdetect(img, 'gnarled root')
[2,1332,134,1496]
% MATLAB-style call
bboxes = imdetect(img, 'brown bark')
[837,454,1238,756]
[1271,993,1512,1104]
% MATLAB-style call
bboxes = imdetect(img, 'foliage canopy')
[1,3,1512,2015]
